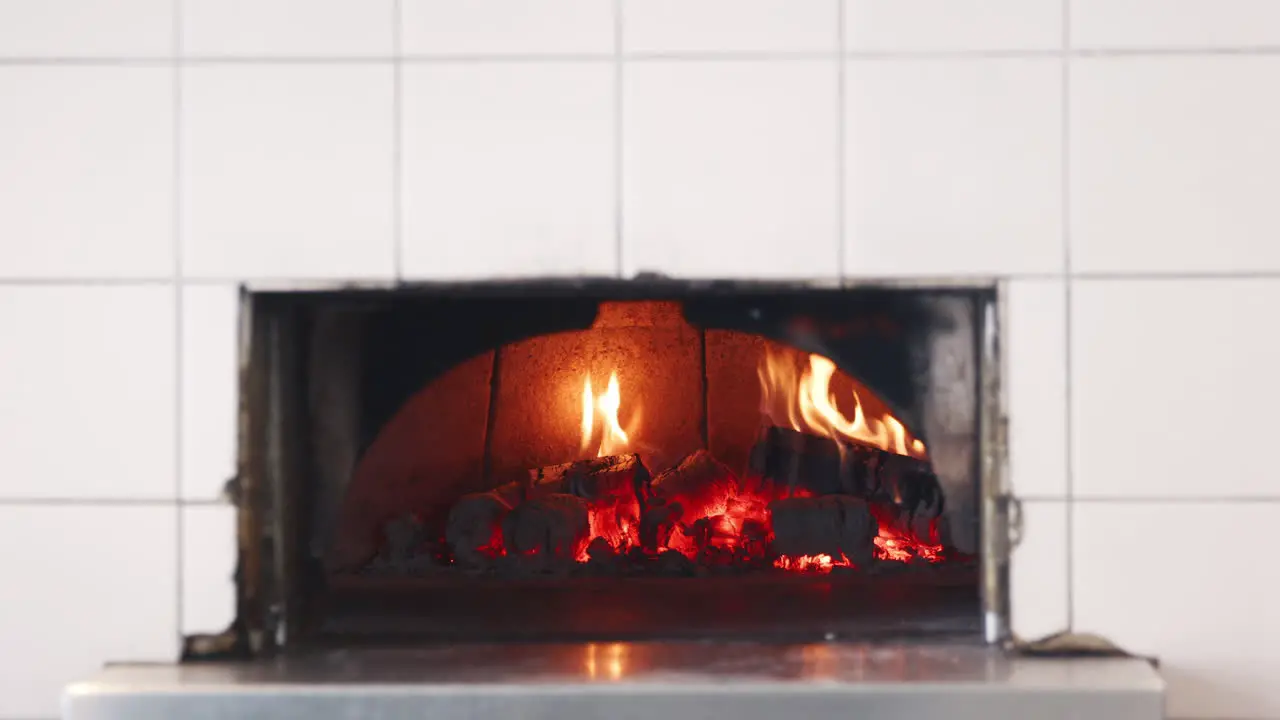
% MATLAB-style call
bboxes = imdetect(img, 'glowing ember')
[868,503,944,562]
[758,349,927,460]
[773,553,853,573]
[448,351,948,574]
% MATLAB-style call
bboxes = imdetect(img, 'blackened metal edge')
[231,277,1003,650]
[236,274,998,297]
[979,292,1010,644]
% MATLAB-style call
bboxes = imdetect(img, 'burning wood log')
[531,453,651,503]
[748,426,866,495]
[740,518,771,558]
[491,466,569,507]
[876,459,945,523]
[501,494,590,564]
[770,495,879,565]
[749,426,940,515]
[639,500,683,552]
[445,492,510,568]
[585,536,615,562]
[651,449,737,507]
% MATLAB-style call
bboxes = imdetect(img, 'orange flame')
[580,371,631,458]
[758,349,927,460]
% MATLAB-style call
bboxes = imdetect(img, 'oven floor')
[319,567,981,643]
[64,643,1163,720]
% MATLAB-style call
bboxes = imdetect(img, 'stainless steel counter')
[64,642,1164,720]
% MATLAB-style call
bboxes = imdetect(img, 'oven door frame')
[212,277,1013,656]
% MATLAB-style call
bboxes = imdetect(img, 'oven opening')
[225,281,999,653]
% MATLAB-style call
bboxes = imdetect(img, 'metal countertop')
[65,642,1164,720]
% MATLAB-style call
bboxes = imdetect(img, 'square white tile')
[0,504,177,719]
[1010,500,1069,640]
[182,504,238,635]
[182,64,395,280]
[182,0,394,57]
[1070,56,1280,274]
[1071,279,1280,499]
[1072,0,1280,49]
[622,0,838,53]
[0,286,176,500]
[0,67,173,279]
[1074,501,1280,719]
[182,285,240,500]
[623,61,839,279]
[846,58,1063,277]
[0,0,172,57]
[1005,279,1068,498]
[401,63,616,279]
[401,0,614,55]
[847,0,1062,52]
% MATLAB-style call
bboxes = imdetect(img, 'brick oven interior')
[230,281,997,650]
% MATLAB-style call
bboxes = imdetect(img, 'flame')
[580,371,631,457]
[758,349,927,460]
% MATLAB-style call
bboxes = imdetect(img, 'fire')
[758,349,927,460]
[580,371,631,457]
[773,553,852,573]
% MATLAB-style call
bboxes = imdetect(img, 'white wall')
[1,1,1278,717]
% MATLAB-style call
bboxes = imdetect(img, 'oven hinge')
[993,414,1023,562]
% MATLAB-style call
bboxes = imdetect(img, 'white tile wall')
[181,285,239,500]
[622,0,838,54]
[1072,0,1280,49]
[0,505,177,719]
[1074,502,1280,719]
[1071,56,1280,274]
[182,0,395,57]
[1009,500,1069,640]
[623,60,839,279]
[182,504,238,635]
[846,0,1063,52]
[1071,279,1280,499]
[401,63,616,279]
[0,0,172,57]
[401,0,615,56]
[845,58,1062,277]
[0,286,176,500]
[1005,279,1068,498]
[181,64,395,280]
[3,1,1280,718]
[0,67,173,279]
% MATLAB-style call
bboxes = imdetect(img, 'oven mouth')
[215,278,1008,656]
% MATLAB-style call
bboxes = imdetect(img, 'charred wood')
[382,513,427,564]
[770,495,878,565]
[748,426,942,521]
[651,449,738,507]
[501,494,590,568]
[639,500,683,552]
[534,453,651,502]
[445,492,510,568]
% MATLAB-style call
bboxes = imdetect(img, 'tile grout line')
[1061,0,1075,632]
[614,0,624,278]
[836,0,847,283]
[8,269,1280,286]
[392,0,404,280]
[173,0,186,645]
[0,498,233,506]
[12,46,1280,64]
